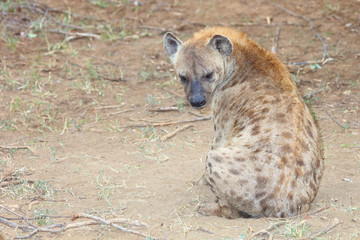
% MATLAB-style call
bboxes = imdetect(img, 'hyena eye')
[179,75,188,84]
[205,72,214,81]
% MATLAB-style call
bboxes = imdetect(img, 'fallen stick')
[94,104,125,110]
[161,124,193,141]
[149,107,179,112]
[249,221,286,239]
[302,218,343,240]
[323,109,348,129]
[71,213,151,238]
[302,87,325,99]
[272,3,327,66]
[0,145,33,152]
[123,116,211,128]
[0,179,34,188]
[0,208,155,239]
[102,109,133,120]
[48,29,101,41]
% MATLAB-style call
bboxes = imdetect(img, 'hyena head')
[163,32,233,109]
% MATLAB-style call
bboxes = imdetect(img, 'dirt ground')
[0,0,360,239]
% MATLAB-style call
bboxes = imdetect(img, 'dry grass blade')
[271,25,280,54]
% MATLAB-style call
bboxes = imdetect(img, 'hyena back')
[163,27,324,218]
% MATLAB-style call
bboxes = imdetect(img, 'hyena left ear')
[164,32,183,64]
[208,35,233,57]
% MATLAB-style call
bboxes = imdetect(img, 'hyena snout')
[190,94,206,109]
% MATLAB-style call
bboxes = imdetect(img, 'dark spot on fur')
[208,177,215,184]
[295,156,305,166]
[309,181,316,191]
[260,199,270,212]
[230,190,236,197]
[265,128,272,133]
[249,155,258,161]
[281,156,289,166]
[213,156,222,163]
[255,191,266,199]
[287,104,293,112]
[259,136,270,143]
[233,123,245,134]
[254,96,265,101]
[252,148,261,154]
[213,172,220,178]
[288,192,294,200]
[255,167,262,172]
[275,113,286,123]
[281,144,292,153]
[281,131,292,139]
[261,107,270,114]
[299,139,310,152]
[248,116,266,125]
[315,157,321,168]
[237,179,249,186]
[251,125,261,135]
[291,179,297,187]
[244,144,251,149]
[229,169,240,175]
[256,176,268,189]
[235,157,245,162]
[306,125,314,139]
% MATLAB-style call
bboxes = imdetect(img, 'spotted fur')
[164,27,324,218]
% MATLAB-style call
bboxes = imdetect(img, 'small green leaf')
[28,32,37,38]
[309,63,322,69]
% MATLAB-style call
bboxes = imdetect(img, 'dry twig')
[272,3,327,66]
[48,29,101,41]
[161,124,193,141]
[94,104,125,110]
[249,221,286,240]
[0,145,33,152]
[302,87,325,99]
[149,107,180,112]
[0,205,156,239]
[102,109,133,120]
[323,109,347,129]
[123,116,211,128]
[302,218,343,240]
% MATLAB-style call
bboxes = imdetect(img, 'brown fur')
[164,27,324,218]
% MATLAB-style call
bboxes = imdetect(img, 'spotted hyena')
[163,27,324,218]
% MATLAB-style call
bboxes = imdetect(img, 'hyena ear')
[208,35,233,57]
[163,32,183,64]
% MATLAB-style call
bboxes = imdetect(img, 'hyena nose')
[190,94,206,108]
